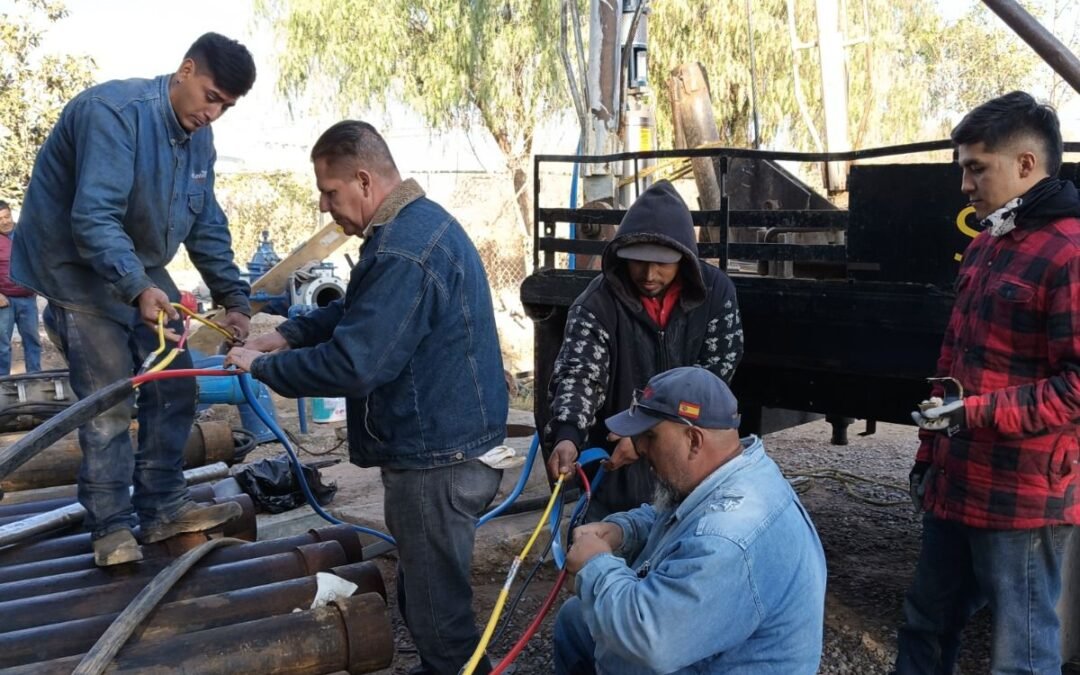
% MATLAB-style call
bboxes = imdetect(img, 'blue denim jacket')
[576,436,826,674]
[12,75,250,320]
[251,186,508,469]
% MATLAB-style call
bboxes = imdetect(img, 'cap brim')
[605,408,663,438]
[615,244,683,264]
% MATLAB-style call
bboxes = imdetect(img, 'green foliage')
[649,0,951,151]
[213,171,321,263]
[257,0,566,160]
[926,6,1043,129]
[0,0,95,205]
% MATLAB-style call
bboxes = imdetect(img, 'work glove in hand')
[908,461,931,513]
[911,399,966,436]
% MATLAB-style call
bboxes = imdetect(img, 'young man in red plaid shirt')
[895,91,1080,674]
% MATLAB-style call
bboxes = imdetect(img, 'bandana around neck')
[982,197,1023,237]
[979,178,1069,237]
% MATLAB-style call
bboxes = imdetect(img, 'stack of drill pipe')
[0,419,236,493]
[0,463,237,548]
[0,457,239,507]
[0,492,256,566]
[0,522,358,584]
[0,592,394,674]
[0,559,385,667]
[0,478,241,524]
[0,538,353,634]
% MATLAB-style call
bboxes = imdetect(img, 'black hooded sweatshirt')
[546,180,743,517]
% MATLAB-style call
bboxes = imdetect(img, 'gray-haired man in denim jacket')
[227,120,509,675]
[554,367,826,674]
[12,33,256,566]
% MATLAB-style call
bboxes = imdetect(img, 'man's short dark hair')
[184,32,256,98]
[310,121,399,175]
[951,91,1063,176]
[0,200,8,212]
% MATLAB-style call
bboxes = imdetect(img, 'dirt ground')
[17,314,1070,675]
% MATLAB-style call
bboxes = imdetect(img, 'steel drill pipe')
[0,478,225,519]
[0,498,267,602]
[0,420,236,493]
[0,496,79,519]
[0,561,385,668]
[0,592,394,675]
[0,540,348,634]
[0,491,255,567]
[0,463,233,549]
[0,521,358,585]
[0,462,236,507]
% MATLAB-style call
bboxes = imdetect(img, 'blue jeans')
[554,596,599,675]
[895,515,1073,675]
[381,460,502,675]
[0,295,41,375]
[43,302,196,540]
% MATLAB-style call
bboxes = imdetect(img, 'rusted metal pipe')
[0,592,394,675]
[982,0,1080,96]
[0,522,355,584]
[0,491,255,567]
[0,461,233,507]
[0,498,262,601]
[0,561,385,667]
[0,463,230,547]
[0,481,222,519]
[0,420,236,493]
[0,540,348,634]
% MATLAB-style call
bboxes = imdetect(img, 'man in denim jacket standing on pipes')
[11,33,255,566]
[226,120,509,675]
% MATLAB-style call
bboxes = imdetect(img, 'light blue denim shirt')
[576,435,827,674]
[12,74,250,321]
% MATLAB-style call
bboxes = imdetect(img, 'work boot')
[93,529,144,567]
[140,500,242,544]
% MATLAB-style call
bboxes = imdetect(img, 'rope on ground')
[785,467,909,507]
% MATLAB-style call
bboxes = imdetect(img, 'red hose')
[492,569,569,674]
[131,368,237,387]
[491,465,592,674]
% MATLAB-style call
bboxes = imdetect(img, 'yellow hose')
[461,474,566,675]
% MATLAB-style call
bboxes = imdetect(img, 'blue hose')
[476,434,540,527]
[238,370,603,548]
[238,373,397,545]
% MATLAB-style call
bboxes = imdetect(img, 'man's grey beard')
[652,477,686,511]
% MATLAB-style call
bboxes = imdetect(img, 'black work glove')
[908,461,931,513]
[911,399,966,436]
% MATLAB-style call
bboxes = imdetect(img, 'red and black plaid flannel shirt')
[917,216,1080,528]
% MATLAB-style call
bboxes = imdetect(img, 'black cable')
[491,534,556,648]
[231,428,257,463]
[284,428,347,456]
[0,378,134,480]
[490,489,593,648]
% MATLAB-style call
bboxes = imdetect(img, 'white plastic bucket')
[310,397,347,423]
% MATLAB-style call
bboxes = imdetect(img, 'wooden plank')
[186,223,352,353]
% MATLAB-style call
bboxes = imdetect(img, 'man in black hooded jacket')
[545,180,743,517]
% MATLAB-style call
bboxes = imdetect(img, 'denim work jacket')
[251,183,508,469]
[12,75,250,321]
[576,436,827,674]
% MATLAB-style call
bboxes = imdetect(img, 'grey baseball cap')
[615,243,683,264]
[606,367,741,437]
